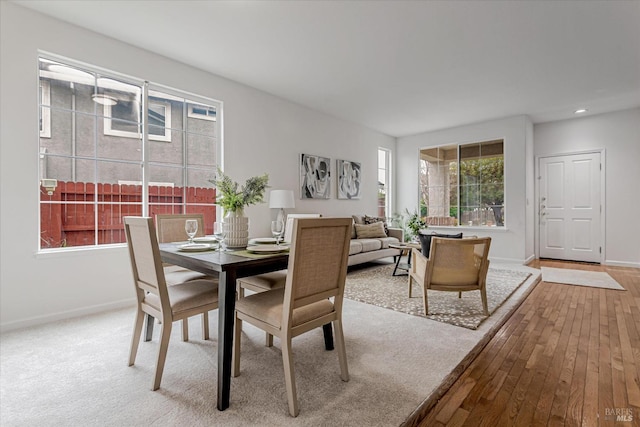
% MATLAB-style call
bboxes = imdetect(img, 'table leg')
[217,270,237,411]
[144,314,154,342]
[322,323,334,350]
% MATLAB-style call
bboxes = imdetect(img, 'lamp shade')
[269,190,295,209]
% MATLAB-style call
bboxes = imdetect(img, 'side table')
[389,243,411,276]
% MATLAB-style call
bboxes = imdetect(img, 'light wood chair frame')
[408,236,492,316]
[154,213,217,341]
[124,216,219,390]
[232,217,352,417]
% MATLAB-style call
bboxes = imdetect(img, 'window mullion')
[141,81,149,217]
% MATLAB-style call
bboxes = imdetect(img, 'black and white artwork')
[337,159,361,199]
[300,153,331,199]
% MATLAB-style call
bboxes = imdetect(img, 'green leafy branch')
[209,167,269,214]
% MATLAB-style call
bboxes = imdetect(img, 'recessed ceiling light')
[574,108,588,114]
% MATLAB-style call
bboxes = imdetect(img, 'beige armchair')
[124,217,219,391]
[232,217,352,417]
[408,236,492,316]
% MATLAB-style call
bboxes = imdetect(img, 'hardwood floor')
[413,259,640,427]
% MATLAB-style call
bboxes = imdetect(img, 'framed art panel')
[337,159,361,199]
[300,153,331,199]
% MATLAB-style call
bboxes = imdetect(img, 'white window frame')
[103,99,172,142]
[39,79,51,138]
[37,53,223,252]
[188,103,217,121]
[378,147,392,219]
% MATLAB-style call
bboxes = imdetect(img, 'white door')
[539,152,602,263]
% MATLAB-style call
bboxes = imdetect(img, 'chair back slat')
[124,216,170,312]
[156,214,205,243]
[284,218,352,311]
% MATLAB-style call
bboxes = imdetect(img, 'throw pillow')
[355,222,387,239]
[363,215,388,235]
[418,231,463,258]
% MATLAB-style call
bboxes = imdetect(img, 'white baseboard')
[489,256,530,265]
[604,259,640,268]
[0,298,136,333]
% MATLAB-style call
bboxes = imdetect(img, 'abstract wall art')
[300,153,331,199]
[336,159,361,199]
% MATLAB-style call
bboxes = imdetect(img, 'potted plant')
[397,208,426,242]
[210,167,269,248]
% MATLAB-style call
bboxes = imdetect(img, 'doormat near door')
[541,267,625,290]
[344,264,532,330]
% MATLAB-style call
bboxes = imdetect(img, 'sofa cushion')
[377,236,400,249]
[349,240,363,255]
[357,238,383,252]
[350,219,357,239]
[352,214,365,224]
[363,215,389,235]
[355,222,387,239]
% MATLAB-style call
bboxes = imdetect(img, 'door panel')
[539,152,601,263]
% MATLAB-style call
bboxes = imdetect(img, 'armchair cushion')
[418,231,463,258]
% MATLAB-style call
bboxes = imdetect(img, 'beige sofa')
[348,215,404,266]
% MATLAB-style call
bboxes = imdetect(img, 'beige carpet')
[541,267,625,290]
[345,264,531,330]
[0,263,540,426]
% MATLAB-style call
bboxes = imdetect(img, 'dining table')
[152,243,334,411]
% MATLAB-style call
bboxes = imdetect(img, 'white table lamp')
[269,189,295,224]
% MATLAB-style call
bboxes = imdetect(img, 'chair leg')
[129,310,145,366]
[408,275,413,298]
[181,318,189,342]
[422,287,429,315]
[333,319,349,382]
[481,289,489,316]
[232,315,242,377]
[266,333,274,347]
[202,312,209,340]
[152,320,172,391]
[282,335,299,417]
[458,291,462,298]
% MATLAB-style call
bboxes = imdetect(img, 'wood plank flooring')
[412,259,640,427]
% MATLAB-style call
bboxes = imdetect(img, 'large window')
[419,139,504,227]
[38,55,222,250]
[378,148,391,218]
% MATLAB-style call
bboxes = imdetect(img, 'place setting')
[175,219,222,252]
[245,220,289,255]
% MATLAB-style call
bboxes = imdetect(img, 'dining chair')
[236,213,321,346]
[408,236,492,315]
[154,213,218,341]
[232,217,352,417]
[124,216,219,391]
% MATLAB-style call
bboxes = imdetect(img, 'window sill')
[34,243,126,259]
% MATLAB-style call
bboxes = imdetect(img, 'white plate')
[246,244,289,254]
[193,236,218,244]
[250,237,278,244]
[177,243,216,252]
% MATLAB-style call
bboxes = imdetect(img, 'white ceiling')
[15,0,640,137]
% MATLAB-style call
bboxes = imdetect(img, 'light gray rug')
[541,267,625,290]
[0,263,540,427]
[345,265,531,330]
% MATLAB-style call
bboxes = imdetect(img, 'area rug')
[344,264,531,330]
[541,267,625,290]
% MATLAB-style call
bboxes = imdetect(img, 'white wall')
[396,115,534,264]
[0,2,395,330]
[534,108,640,267]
